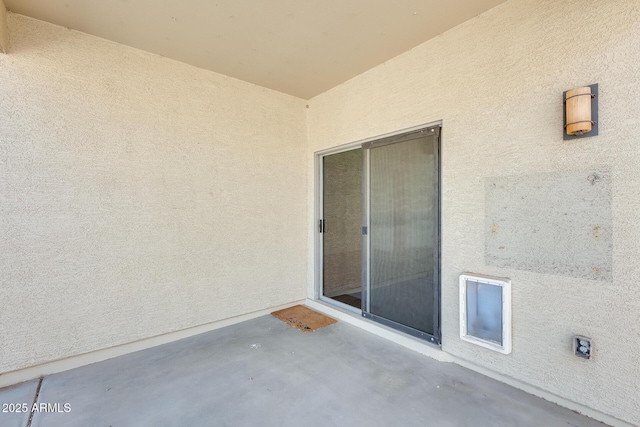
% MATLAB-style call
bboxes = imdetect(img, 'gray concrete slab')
[21,315,605,427]
[0,379,39,427]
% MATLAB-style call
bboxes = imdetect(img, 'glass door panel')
[322,149,363,309]
[365,132,439,338]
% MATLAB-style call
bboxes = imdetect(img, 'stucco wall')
[0,15,307,374]
[307,0,640,424]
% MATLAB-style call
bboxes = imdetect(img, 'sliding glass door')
[319,126,440,342]
[321,149,363,310]
[363,129,439,341]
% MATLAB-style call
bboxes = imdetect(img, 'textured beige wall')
[307,0,640,424]
[0,15,307,374]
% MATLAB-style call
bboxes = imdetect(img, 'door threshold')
[362,312,440,345]
[318,295,362,314]
[305,299,449,363]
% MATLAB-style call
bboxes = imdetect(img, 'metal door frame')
[316,144,364,314]
[362,125,441,344]
[314,121,442,344]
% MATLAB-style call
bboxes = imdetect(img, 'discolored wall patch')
[485,170,612,280]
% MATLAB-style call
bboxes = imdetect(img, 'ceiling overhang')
[4,0,507,99]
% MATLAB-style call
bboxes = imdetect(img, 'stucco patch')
[485,170,612,280]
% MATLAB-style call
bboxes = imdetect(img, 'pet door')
[459,273,511,354]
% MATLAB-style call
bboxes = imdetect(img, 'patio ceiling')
[3,0,507,99]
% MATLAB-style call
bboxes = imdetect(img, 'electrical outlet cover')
[574,335,592,359]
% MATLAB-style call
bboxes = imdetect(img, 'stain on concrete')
[485,170,612,281]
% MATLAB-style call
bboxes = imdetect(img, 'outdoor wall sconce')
[563,84,598,140]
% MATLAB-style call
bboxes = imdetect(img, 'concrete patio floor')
[1,313,607,427]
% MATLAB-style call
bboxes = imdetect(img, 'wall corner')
[0,0,9,54]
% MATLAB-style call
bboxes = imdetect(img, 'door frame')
[362,125,441,344]
[314,121,442,343]
[316,143,364,314]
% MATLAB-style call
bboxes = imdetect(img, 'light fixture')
[563,84,598,140]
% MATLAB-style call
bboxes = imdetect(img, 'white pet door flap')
[460,273,511,354]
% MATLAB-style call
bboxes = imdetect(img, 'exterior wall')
[0,15,307,374]
[307,0,640,425]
